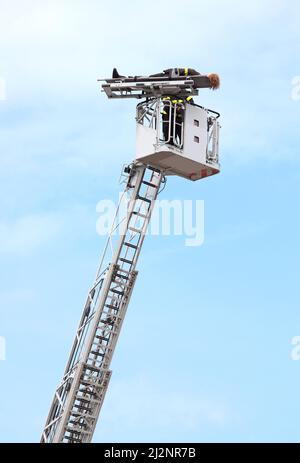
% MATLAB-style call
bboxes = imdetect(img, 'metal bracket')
[98,75,212,100]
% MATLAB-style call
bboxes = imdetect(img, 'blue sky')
[0,0,300,443]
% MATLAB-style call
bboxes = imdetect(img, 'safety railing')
[206,115,220,164]
[136,98,157,129]
[190,103,220,165]
[136,98,184,150]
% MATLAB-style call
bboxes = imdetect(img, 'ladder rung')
[105,303,119,311]
[74,406,91,413]
[70,411,97,421]
[67,413,84,419]
[124,242,138,249]
[75,404,91,411]
[119,257,133,265]
[95,334,109,341]
[69,421,87,429]
[84,365,101,373]
[115,273,129,280]
[129,226,142,234]
[66,426,81,433]
[65,436,82,443]
[132,211,148,219]
[90,350,104,357]
[80,389,98,398]
[66,427,85,434]
[142,180,158,188]
[80,383,97,392]
[110,288,124,295]
[147,165,161,173]
[138,195,151,204]
[116,267,130,275]
[78,393,97,401]
[80,380,97,387]
[75,396,91,403]
[101,318,114,325]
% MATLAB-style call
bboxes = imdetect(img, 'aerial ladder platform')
[41,71,221,443]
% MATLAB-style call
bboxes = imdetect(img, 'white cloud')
[0,213,62,255]
[0,78,6,100]
[0,0,299,188]
[0,0,291,100]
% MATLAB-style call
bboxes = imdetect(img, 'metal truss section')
[41,162,164,443]
[99,74,212,100]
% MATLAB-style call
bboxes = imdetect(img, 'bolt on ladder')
[41,162,163,443]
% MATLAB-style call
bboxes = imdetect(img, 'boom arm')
[41,163,163,443]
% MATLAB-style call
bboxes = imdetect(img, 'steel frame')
[99,74,213,100]
[41,163,164,443]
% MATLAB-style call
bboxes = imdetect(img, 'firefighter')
[161,95,194,146]
[161,97,172,143]
[151,67,199,78]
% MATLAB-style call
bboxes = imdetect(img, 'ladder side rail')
[40,276,106,442]
[61,166,163,441]
[41,173,142,441]
[41,163,163,443]
[78,168,163,440]
[82,270,139,442]
[52,263,118,442]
